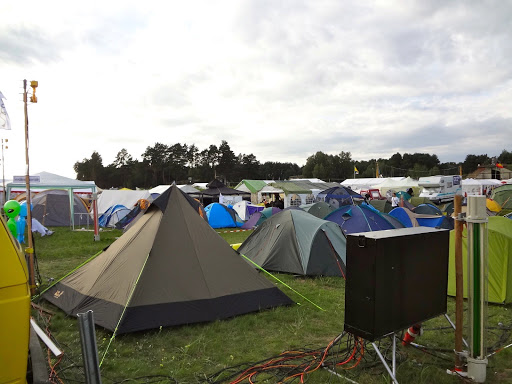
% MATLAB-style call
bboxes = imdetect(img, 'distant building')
[468,165,512,181]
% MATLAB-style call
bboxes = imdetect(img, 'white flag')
[0,91,11,130]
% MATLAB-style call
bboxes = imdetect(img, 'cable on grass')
[206,333,371,384]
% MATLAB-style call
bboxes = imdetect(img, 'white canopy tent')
[462,178,503,196]
[258,185,285,205]
[341,177,392,193]
[149,184,200,196]
[6,171,97,228]
[372,177,420,196]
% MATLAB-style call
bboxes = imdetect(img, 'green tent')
[491,184,512,210]
[368,199,392,213]
[300,201,336,219]
[239,209,346,277]
[410,196,437,207]
[448,216,512,303]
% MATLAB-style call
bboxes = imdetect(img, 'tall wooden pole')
[23,79,36,295]
[1,139,6,204]
[454,194,464,370]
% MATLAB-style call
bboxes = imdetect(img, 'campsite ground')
[32,228,512,383]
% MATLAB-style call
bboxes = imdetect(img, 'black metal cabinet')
[344,227,449,341]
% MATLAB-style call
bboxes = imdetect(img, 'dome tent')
[239,210,347,277]
[324,205,395,234]
[204,203,243,228]
[448,216,512,303]
[32,189,90,227]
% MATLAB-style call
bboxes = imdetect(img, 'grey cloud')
[0,26,63,65]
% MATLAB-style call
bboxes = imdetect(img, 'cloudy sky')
[1,0,511,180]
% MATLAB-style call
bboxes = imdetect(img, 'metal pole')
[92,192,100,241]
[454,194,464,369]
[466,195,488,383]
[392,334,396,377]
[371,342,399,384]
[77,311,102,384]
[23,79,36,296]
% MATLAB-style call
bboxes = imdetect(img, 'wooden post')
[23,79,36,295]
[454,194,464,370]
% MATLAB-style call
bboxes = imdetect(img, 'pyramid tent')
[448,216,512,303]
[239,210,347,277]
[43,185,293,333]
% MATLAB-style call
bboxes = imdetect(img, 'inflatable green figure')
[4,200,21,238]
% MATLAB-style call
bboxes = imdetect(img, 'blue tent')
[324,205,395,234]
[414,203,443,216]
[204,203,243,229]
[98,204,131,228]
[416,215,453,230]
[317,186,362,208]
[381,212,406,228]
[389,207,453,230]
[388,207,415,227]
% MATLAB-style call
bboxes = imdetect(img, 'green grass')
[30,227,512,383]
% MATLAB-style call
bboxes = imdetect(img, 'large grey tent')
[32,189,90,227]
[43,185,292,334]
[239,210,347,277]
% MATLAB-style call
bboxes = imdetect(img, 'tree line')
[73,141,511,190]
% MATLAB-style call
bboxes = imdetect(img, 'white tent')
[258,185,285,205]
[178,184,200,194]
[373,177,420,196]
[232,200,264,220]
[149,184,200,196]
[341,177,393,193]
[97,189,151,215]
[462,178,504,196]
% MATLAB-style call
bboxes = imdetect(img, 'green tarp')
[235,180,268,194]
[271,181,311,195]
[448,216,512,303]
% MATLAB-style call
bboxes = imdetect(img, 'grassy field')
[31,227,512,383]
